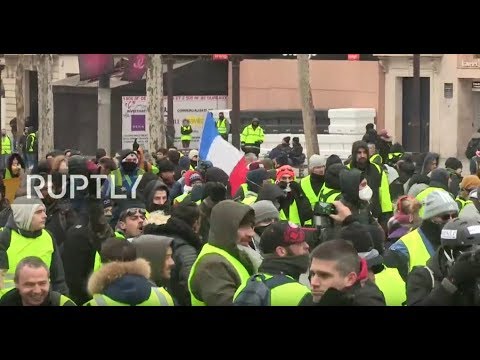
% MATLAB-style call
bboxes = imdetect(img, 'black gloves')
[448,252,480,290]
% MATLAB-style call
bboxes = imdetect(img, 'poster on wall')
[122,96,149,150]
[122,95,228,150]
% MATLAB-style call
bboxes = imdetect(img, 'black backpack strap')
[263,274,296,289]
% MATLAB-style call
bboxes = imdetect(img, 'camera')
[314,202,337,230]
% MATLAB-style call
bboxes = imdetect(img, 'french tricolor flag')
[199,112,247,196]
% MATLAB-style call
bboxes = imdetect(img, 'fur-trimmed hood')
[88,259,154,305]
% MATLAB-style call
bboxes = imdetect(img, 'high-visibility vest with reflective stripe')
[400,229,433,272]
[174,192,190,205]
[455,197,472,212]
[26,133,35,153]
[416,187,449,218]
[240,183,248,197]
[216,119,228,134]
[388,152,404,163]
[234,273,311,306]
[300,175,321,208]
[93,231,127,272]
[188,243,250,306]
[241,125,264,144]
[375,266,406,306]
[180,125,193,141]
[111,168,145,188]
[370,153,383,166]
[85,287,174,306]
[2,136,11,155]
[242,194,257,205]
[56,294,75,306]
[318,184,341,204]
[346,162,393,214]
[279,201,301,225]
[3,229,54,291]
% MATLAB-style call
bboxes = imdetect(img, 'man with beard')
[275,165,313,226]
[300,154,326,209]
[347,141,393,229]
[384,190,459,282]
[144,180,171,214]
[233,222,312,306]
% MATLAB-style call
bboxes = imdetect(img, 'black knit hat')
[326,154,342,169]
[445,157,462,171]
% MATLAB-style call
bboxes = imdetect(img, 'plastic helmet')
[441,218,480,249]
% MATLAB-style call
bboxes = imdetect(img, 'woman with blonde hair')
[386,195,422,249]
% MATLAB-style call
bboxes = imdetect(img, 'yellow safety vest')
[455,197,472,212]
[3,168,11,180]
[234,273,311,306]
[279,201,302,225]
[241,125,264,145]
[242,194,257,205]
[174,192,190,205]
[216,120,228,135]
[388,152,404,163]
[188,243,250,306]
[3,229,54,292]
[400,229,433,272]
[374,266,406,306]
[416,187,449,218]
[151,165,159,175]
[318,184,341,204]
[239,183,248,198]
[300,175,321,208]
[370,153,383,166]
[1,136,11,155]
[181,125,193,141]
[85,287,174,306]
[26,133,35,153]
[111,168,145,188]
[346,162,393,214]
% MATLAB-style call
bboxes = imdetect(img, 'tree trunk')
[147,54,165,154]
[297,54,320,157]
[37,54,54,160]
[15,55,25,144]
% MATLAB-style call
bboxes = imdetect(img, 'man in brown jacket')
[188,200,255,306]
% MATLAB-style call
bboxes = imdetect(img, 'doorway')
[402,77,430,153]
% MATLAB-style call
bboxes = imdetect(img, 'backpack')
[233,273,295,306]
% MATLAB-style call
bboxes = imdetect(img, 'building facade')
[377,54,480,158]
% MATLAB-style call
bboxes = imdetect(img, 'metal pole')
[98,74,111,154]
[166,56,175,149]
[412,54,421,153]
[231,55,241,149]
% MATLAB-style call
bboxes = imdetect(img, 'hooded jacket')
[190,201,255,306]
[407,247,475,306]
[133,235,173,288]
[143,180,170,213]
[349,141,392,222]
[86,259,160,306]
[0,198,69,295]
[405,152,439,194]
[339,169,385,253]
[142,217,202,306]
[256,183,285,209]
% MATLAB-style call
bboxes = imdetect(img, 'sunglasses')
[439,213,458,222]
[121,208,147,220]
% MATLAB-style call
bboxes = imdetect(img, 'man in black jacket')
[407,218,480,306]
[310,239,386,306]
